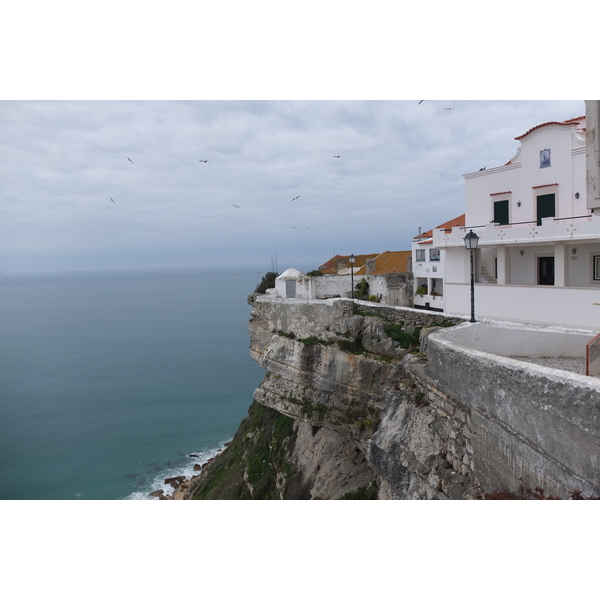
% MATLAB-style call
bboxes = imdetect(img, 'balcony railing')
[433,214,599,247]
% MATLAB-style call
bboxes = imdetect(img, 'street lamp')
[349,253,356,299]
[463,230,479,322]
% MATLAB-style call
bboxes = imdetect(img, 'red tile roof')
[515,116,585,140]
[414,214,465,241]
[532,183,558,189]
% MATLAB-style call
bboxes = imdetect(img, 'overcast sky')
[0,100,585,274]
[1,4,592,275]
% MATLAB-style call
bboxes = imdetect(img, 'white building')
[412,215,464,312]
[434,112,600,330]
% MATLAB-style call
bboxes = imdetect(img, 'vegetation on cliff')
[191,401,295,499]
[190,397,380,500]
[253,271,279,295]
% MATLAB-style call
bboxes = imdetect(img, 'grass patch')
[278,330,296,339]
[300,336,332,346]
[430,320,457,328]
[193,402,296,500]
[352,306,381,318]
[337,334,365,354]
[339,481,379,500]
[384,323,419,349]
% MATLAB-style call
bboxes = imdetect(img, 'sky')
[0,99,587,274]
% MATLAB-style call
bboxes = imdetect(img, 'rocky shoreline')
[147,444,229,500]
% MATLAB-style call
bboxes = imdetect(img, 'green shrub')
[384,323,421,349]
[355,278,370,299]
[254,271,279,294]
[278,330,296,339]
[300,336,332,346]
[384,324,413,349]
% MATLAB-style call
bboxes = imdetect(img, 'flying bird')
[199,160,209,163]
[126,156,133,164]
[233,204,241,208]
[444,107,454,110]
[292,195,300,201]
[479,167,486,171]
[333,155,341,158]
[304,227,310,231]
[110,198,115,203]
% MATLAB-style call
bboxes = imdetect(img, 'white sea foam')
[122,442,229,500]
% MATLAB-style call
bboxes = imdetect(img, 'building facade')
[412,215,465,312]
[433,113,600,330]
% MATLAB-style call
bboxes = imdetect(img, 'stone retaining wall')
[427,324,600,497]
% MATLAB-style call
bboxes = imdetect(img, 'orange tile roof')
[318,251,411,275]
[318,253,379,274]
[515,116,585,140]
[368,251,412,274]
[414,214,465,241]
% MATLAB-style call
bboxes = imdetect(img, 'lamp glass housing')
[349,253,356,264]
[463,230,479,251]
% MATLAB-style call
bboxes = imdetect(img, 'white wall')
[314,275,354,298]
[444,282,600,331]
[412,240,446,310]
[464,120,587,230]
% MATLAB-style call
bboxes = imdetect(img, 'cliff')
[186,295,600,500]
[187,297,469,500]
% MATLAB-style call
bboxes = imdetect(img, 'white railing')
[433,214,600,247]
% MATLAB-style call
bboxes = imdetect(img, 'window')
[493,200,509,225]
[416,249,425,262]
[431,278,443,296]
[594,256,600,281]
[536,193,555,226]
[429,248,440,261]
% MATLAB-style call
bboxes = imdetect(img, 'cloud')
[0,99,586,273]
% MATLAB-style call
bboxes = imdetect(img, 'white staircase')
[480,267,497,284]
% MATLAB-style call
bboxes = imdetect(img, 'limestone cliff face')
[247,297,471,499]
[189,296,469,500]
[187,295,600,500]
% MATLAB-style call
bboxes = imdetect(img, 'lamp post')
[463,230,479,322]
[349,253,356,299]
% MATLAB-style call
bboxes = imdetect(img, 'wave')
[121,442,229,500]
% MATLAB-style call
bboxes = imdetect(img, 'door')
[536,193,555,226]
[285,279,296,298]
[538,256,555,285]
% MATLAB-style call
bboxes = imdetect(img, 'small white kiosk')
[275,268,312,299]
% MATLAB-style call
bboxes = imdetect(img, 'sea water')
[0,268,265,500]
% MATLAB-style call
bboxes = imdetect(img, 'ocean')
[0,268,265,500]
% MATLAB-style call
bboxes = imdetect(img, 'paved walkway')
[510,356,588,376]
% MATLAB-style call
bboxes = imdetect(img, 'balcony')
[433,214,599,248]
